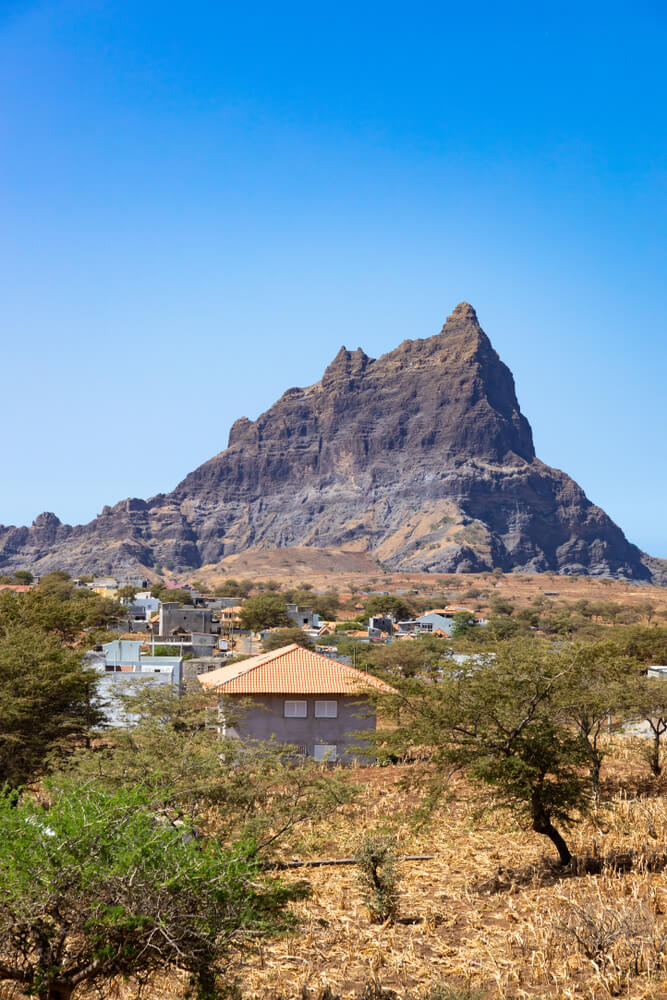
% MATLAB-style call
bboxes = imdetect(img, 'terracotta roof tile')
[198,643,395,696]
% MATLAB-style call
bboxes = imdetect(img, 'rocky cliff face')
[1,303,663,580]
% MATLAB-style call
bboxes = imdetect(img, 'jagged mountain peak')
[0,304,663,582]
[448,301,478,321]
[322,345,373,383]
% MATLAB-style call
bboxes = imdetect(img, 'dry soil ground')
[28,743,667,1000]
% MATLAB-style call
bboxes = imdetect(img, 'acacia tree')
[0,587,121,644]
[374,639,592,865]
[0,780,307,1000]
[629,675,667,777]
[556,641,637,797]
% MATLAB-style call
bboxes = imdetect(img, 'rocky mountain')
[1,303,664,581]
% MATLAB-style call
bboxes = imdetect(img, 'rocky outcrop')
[0,303,663,580]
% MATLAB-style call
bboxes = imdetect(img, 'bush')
[355,833,400,923]
[262,628,315,651]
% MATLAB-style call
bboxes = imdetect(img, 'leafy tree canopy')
[151,586,193,605]
[240,595,291,632]
[0,626,103,788]
[364,595,414,621]
[0,778,308,1000]
[261,628,315,652]
[373,638,597,865]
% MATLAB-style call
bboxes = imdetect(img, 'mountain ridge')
[2,304,665,582]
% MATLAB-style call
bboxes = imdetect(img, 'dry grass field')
[36,740,667,1000]
[229,748,667,1000]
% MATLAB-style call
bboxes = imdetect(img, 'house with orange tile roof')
[198,643,394,762]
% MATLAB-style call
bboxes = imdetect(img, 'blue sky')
[1,0,666,557]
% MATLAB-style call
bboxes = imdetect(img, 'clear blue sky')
[2,0,666,557]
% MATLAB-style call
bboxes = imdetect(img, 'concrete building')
[368,615,394,639]
[285,604,319,628]
[158,603,220,637]
[396,612,456,636]
[91,640,183,726]
[198,643,394,761]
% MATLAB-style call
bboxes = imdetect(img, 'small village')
[1,572,487,756]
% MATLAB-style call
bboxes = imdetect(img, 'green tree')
[515,608,539,629]
[375,639,592,865]
[556,641,636,797]
[450,611,478,638]
[617,626,667,666]
[312,589,341,620]
[637,601,657,625]
[487,616,520,640]
[37,571,74,601]
[364,595,414,621]
[12,570,33,585]
[261,628,315,652]
[355,832,400,923]
[283,587,318,607]
[240,595,291,632]
[0,780,308,1000]
[367,638,446,678]
[0,626,103,787]
[117,584,137,603]
[628,674,667,777]
[489,597,515,617]
[0,588,121,644]
[159,588,193,606]
[214,579,254,599]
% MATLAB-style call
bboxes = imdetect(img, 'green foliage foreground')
[0,779,308,1000]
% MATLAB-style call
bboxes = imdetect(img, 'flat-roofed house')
[198,643,394,762]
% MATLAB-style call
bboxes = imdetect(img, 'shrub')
[355,833,400,923]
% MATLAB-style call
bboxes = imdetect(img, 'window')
[314,700,338,718]
[284,700,307,718]
[313,744,337,762]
